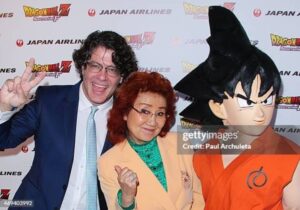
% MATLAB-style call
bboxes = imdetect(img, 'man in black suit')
[0,30,138,210]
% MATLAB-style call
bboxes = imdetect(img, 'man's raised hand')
[0,58,46,111]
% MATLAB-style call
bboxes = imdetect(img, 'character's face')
[124,92,167,144]
[211,75,275,137]
[82,46,122,105]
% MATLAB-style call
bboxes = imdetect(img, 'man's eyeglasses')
[85,61,120,77]
[131,106,168,121]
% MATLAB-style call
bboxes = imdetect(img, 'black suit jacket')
[0,82,112,210]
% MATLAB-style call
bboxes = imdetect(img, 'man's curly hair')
[73,30,138,80]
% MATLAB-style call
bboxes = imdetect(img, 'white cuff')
[0,109,18,124]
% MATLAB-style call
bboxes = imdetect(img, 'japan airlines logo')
[88,9,96,16]
[16,39,24,47]
[253,8,262,17]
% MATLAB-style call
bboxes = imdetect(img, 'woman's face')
[124,91,167,144]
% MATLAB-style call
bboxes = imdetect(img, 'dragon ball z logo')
[183,2,235,19]
[183,3,208,19]
[23,4,71,22]
[26,60,72,78]
[124,32,155,49]
[181,61,196,73]
[271,34,300,51]
[276,96,300,111]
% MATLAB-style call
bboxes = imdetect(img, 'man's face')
[82,46,122,105]
[221,75,275,137]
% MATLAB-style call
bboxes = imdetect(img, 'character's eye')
[262,95,273,105]
[156,111,166,117]
[140,109,151,116]
[237,97,255,108]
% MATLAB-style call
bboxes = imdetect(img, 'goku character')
[175,6,300,210]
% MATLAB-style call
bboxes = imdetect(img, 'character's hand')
[115,165,139,207]
[0,58,46,111]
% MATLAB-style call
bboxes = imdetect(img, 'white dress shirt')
[0,108,19,123]
[60,84,112,210]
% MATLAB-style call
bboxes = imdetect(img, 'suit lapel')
[63,82,81,165]
[157,137,182,203]
[101,132,113,155]
[119,140,176,209]
[158,135,196,209]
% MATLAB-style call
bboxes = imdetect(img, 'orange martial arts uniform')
[193,127,300,210]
